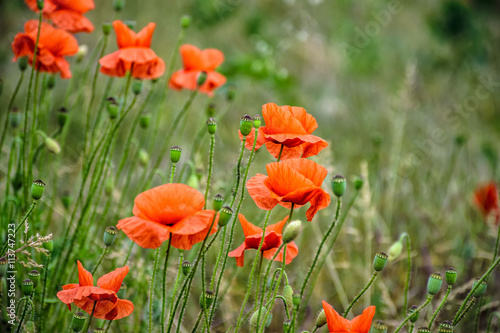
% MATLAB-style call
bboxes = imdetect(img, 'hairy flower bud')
[315,309,326,328]
[282,220,301,244]
[45,137,61,154]
[292,291,301,308]
[388,240,403,261]
[283,284,293,310]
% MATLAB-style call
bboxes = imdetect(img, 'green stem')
[394,296,433,333]
[229,138,246,207]
[27,70,41,201]
[83,301,97,333]
[486,312,500,333]
[277,144,284,162]
[0,201,37,257]
[161,239,172,333]
[170,164,177,183]
[343,271,378,318]
[455,297,476,325]
[403,234,412,316]
[150,247,161,333]
[15,298,29,333]
[123,242,135,266]
[168,253,184,318]
[0,71,24,154]
[39,253,51,332]
[204,134,215,208]
[474,295,483,333]
[428,286,452,328]
[92,247,109,275]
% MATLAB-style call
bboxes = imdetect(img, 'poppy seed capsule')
[388,240,403,261]
[331,175,346,198]
[371,321,388,333]
[47,75,56,89]
[22,279,34,296]
[37,0,44,10]
[218,206,233,227]
[140,112,151,129]
[106,97,119,119]
[283,319,292,332]
[445,267,457,286]
[170,146,182,163]
[282,220,301,244]
[103,226,118,247]
[71,312,85,332]
[213,194,224,212]
[102,22,111,35]
[438,321,454,332]
[45,137,61,154]
[132,80,143,95]
[181,261,191,276]
[25,321,36,333]
[472,278,487,297]
[292,291,301,307]
[0,258,7,277]
[253,114,262,129]
[240,115,253,136]
[373,252,388,272]
[197,71,208,87]
[19,56,28,71]
[206,118,217,135]
[93,329,105,333]
[57,107,68,127]
[28,270,40,288]
[199,290,215,309]
[283,284,293,310]
[112,0,124,11]
[180,15,191,29]
[31,180,46,200]
[42,239,53,252]
[118,283,127,298]
[354,176,364,190]
[427,273,443,295]
[417,328,431,333]
[315,309,326,328]
[408,305,419,323]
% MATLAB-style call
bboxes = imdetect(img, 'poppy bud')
[417,328,430,333]
[22,279,34,296]
[408,305,419,323]
[282,220,301,244]
[197,71,208,87]
[388,240,403,261]
[19,56,28,71]
[283,319,292,332]
[10,108,21,129]
[315,309,326,328]
[132,80,143,95]
[331,175,346,198]
[472,278,487,297]
[57,107,68,127]
[118,283,127,298]
[218,206,233,227]
[45,137,61,154]
[180,15,191,29]
[354,176,364,190]
[106,97,119,119]
[454,134,467,147]
[240,115,253,136]
[373,252,388,272]
[372,321,388,333]
[12,171,23,192]
[140,112,151,129]
[213,194,224,212]
[427,273,443,296]
[253,114,262,129]
[170,146,182,163]
[37,0,44,10]
[139,149,149,167]
[93,329,105,333]
[199,290,215,309]
[76,45,88,63]
[206,118,217,135]
[42,239,53,252]
[25,321,36,333]
[112,0,124,12]
[226,84,236,101]
[104,177,114,196]
[103,226,118,247]
[182,261,191,276]
[28,270,40,288]
[102,22,111,35]
[0,258,7,277]
[62,192,72,210]
[283,284,293,310]
[250,307,268,329]
[445,267,457,286]
[206,103,216,118]
[438,321,454,333]
[292,291,301,308]
[31,180,45,200]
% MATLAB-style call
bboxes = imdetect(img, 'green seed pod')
[45,137,61,154]
[206,103,216,118]
[180,15,191,29]
[373,252,388,272]
[250,307,267,330]
[253,114,262,129]
[93,328,105,333]
[315,309,326,328]
[181,261,191,276]
[37,0,44,10]
[213,194,224,212]
[283,319,292,332]
[42,239,54,252]
[31,180,46,200]
[292,291,301,308]
[47,74,56,89]
[57,107,68,127]
[331,175,346,198]
[28,270,40,288]
[139,149,149,167]
[103,226,118,247]
[71,312,86,332]
[199,290,215,309]
[283,284,293,310]
[104,177,114,196]
[0,258,7,277]
[445,267,457,286]
[417,328,430,333]
[140,112,151,129]
[112,0,124,11]
[132,80,143,95]
[106,97,119,119]
[408,305,419,323]
[206,118,217,135]
[388,240,403,261]
[226,84,236,101]
[371,321,388,333]
[170,146,182,163]
[240,115,253,136]
[427,273,443,296]
[118,283,127,298]
[472,278,487,297]
[197,71,207,86]
[22,279,34,296]
[19,56,28,71]
[25,321,36,333]
[282,220,301,244]
[354,176,364,190]
[12,171,23,192]
[218,206,233,227]
[10,108,21,129]
[62,192,72,210]
[438,321,454,333]
[102,22,112,35]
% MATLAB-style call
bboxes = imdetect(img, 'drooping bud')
[170,146,182,163]
[206,118,217,135]
[132,80,143,95]
[10,108,21,129]
[42,239,54,252]
[292,291,301,308]
[45,137,61,154]
[371,321,388,333]
[417,328,430,333]
[472,278,487,297]
[218,206,233,227]
[140,112,151,129]
[199,290,215,309]
[112,0,124,12]
[19,56,28,71]
[31,180,45,200]
[282,220,301,244]
[388,240,403,261]
[118,283,127,298]
[104,177,114,196]
[373,252,388,272]
[240,115,253,136]
[25,321,36,333]
[76,45,88,63]
[57,107,68,127]
[331,175,346,198]
[0,258,7,277]
[180,15,191,29]
[182,261,191,276]
[197,71,208,86]
[354,176,364,190]
[102,22,112,35]
[283,284,293,310]
[206,103,216,117]
[408,305,419,323]
[315,309,326,328]
[250,307,267,330]
[138,149,149,167]
[28,270,40,288]
[22,279,34,296]
[445,267,457,286]
[213,194,224,212]
[106,97,119,119]
[103,226,118,247]
[427,273,443,296]
[438,321,454,333]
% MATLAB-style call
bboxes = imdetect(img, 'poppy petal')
[57,0,95,13]
[322,301,350,332]
[132,55,165,79]
[350,306,376,333]
[265,216,289,235]
[118,47,157,64]
[202,48,224,70]
[239,127,267,152]
[169,221,217,250]
[169,70,198,91]
[262,241,298,264]
[280,159,328,188]
[136,22,156,47]
[290,106,318,134]
[116,216,170,249]
[180,44,203,71]
[200,71,226,95]
[262,103,307,135]
[238,214,262,238]
[56,288,79,309]
[99,51,128,77]
[168,210,217,235]
[77,260,94,286]
[305,189,331,221]
[97,266,129,293]
[264,161,316,198]
[264,141,303,160]
[246,174,280,211]
[228,242,247,267]
[113,20,136,49]
[104,299,135,320]
[49,9,94,33]
[245,231,281,251]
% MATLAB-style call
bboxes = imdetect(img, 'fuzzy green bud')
[19,56,28,71]
[206,103,216,118]
[25,321,36,333]
[315,309,326,328]
[10,108,21,129]
[104,177,114,196]
[117,283,127,298]
[139,149,149,167]
[438,321,454,333]
[197,71,207,86]
[206,118,217,135]
[472,278,487,297]
[132,80,143,95]
[170,146,182,163]
[140,112,151,129]
[373,252,388,272]
[45,137,61,154]
[445,267,457,286]
[31,180,46,200]
[292,291,301,307]
[37,0,44,10]
[408,305,419,323]
[371,321,388,333]
[282,220,301,244]
[240,115,253,136]
[57,107,68,127]
[180,15,191,29]
[102,22,111,35]
[427,273,443,295]
[213,194,224,212]
[331,175,346,197]
[417,328,430,333]
[182,261,191,276]
[388,240,403,261]
[103,226,118,247]
[354,176,364,190]
[22,279,34,296]
[112,0,124,11]
[0,258,7,277]
[253,114,262,129]
[454,134,467,147]
[28,270,40,288]
[250,307,268,330]
[42,239,53,252]
[199,290,215,309]
[283,284,293,310]
[106,97,119,119]
[218,206,233,227]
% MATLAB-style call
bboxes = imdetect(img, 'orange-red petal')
[350,305,376,333]
[238,214,262,238]
[322,301,350,332]
[49,9,94,33]
[262,241,298,264]
[113,20,136,48]
[97,266,129,293]
[77,260,93,286]
[246,173,280,211]
[116,216,170,249]
[228,242,247,267]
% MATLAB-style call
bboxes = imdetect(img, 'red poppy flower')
[474,182,500,223]
[99,20,165,79]
[322,301,375,333]
[228,214,299,267]
[246,159,331,221]
[11,20,78,79]
[169,44,226,96]
[117,183,218,250]
[25,0,95,33]
[239,103,328,160]
[57,261,134,320]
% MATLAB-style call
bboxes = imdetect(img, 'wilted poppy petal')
[350,305,376,333]
[116,216,170,249]
[246,173,280,211]
[97,266,129,293]
[322,301,350,332]
[228,242,247,267]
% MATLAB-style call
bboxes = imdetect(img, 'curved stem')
[403,233,412,316]
[486,312,500,333]
[15,298,29,333]
[0,201,37,257]
[428,286,452,328]
[91,247,109,275]
[343,272,378,318]
[394,296,433,333]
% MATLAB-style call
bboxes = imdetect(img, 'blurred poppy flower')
[240,103,328,160]
[25,0,95,33]
[246,159,331,221]
[117,183,218,250]
[169,44,226,96]
[228,214,298,267]
[99,20,165,79]
[57,261,134,320]
[11,20,78,79]
[322,301,375,333]
[474,182,500,223]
